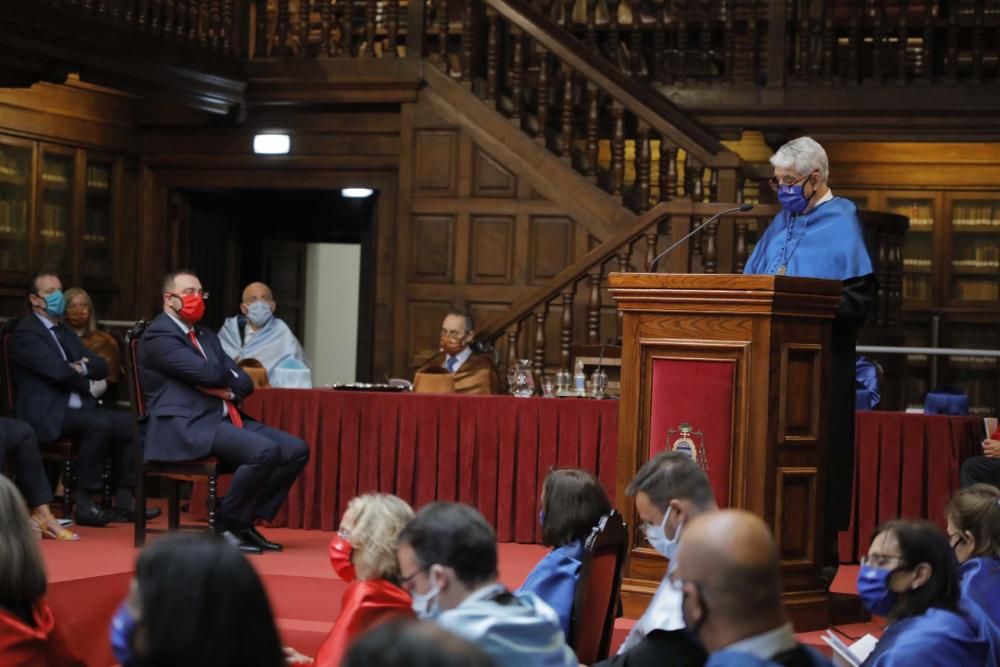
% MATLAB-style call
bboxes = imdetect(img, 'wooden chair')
[125,320,220,547]
[0,317,97,518]
[568,509,629,664]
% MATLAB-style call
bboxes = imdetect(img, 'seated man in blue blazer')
[11,272,146,527]
[138,269,310,554]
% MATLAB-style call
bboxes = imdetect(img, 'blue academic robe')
[218,315,308,379]
[515,540,584,639]
[961,557,1000,629]
[862,604,1000,667]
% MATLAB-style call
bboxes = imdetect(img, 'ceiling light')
[253,133,290,155]
[341,187,374,198]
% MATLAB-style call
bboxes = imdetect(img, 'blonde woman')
[63,287,121,384]
[0,474,84,665]
[313,493,415,667]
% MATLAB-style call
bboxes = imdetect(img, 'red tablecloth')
[837,411,985,563]
[194,389,619,543]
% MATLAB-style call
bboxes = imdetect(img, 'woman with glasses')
[857,519,1000,666]
[743,136,876,582]
[947,483,1000,627]
[516,469,612,639]
[312,493,415,667]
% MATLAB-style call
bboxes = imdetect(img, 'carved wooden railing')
[38,0,245,55]
[478,200,778,382]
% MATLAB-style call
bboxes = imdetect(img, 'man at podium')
[743,137,875,577]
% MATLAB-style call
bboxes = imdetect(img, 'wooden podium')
[609,273,843,631]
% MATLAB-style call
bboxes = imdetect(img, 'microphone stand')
[647,204,754,272]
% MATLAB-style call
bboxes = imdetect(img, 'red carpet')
[40,503,867,666]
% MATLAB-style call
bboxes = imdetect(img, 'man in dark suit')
[138,269,309,554]
[11,272,144,526]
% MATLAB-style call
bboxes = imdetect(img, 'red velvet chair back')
[1,319,19,416]
[569,509,628,664]
[123,321,149,420]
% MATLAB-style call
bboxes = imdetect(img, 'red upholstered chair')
[568,509,629,664]
[0,317,99,518]
[125,320,220,547]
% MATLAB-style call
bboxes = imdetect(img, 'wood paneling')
[528,216,574,285]
[410,215,455,282]
[776,467,818,565]
[408,300,453,363]
[413,130,458,197]
[473,148,516,198]
[778,344,822,443]
[469,215,514,284]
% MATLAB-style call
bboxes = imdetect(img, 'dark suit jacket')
[138,312,253,462]
[10,313,108,442]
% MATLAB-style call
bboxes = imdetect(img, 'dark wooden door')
[261,240,308,345]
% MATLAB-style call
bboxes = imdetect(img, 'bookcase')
[0,135,118,312]
[839,187,1000,415]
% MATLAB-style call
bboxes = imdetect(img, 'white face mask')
[246,301,273,328]
[410,577,441,620]
[645,506,683,561]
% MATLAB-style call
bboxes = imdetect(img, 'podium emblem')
[668,423,708,472]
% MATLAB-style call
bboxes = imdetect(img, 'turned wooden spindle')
[821,1,834,79]
[210,0,221,50]
[660,141,678,200]
[628,0,644,78]
[364,0,377,57]
[190,0,202,44]
[438,0,449,71]
[276,0,289,53]
[151,0,162,33]
[300,0,312,56]
[533,309,547,389]
[585,0,598,52]
[675,0,688,81]
[645,232,658,269]
[585,84,600,177]
[586,272,601,345]
[460,1,473,79]
[506,328,519,375]
[486,9,499,101]
[922,1,933,80]
[616,249,630,338]
[320,0,332,55]
[896,0,909,82]
[560,292,573,372]
[559,63,574,159]
[688,159,704,203]
[536,46,550,141]
[174,0,188,39]
[222,0,233,53]
[971,0,984,81]
[610,104,625,197]
[164,0,175,34]
[734,221,749,272]
[702,220,718,273]
[709,169,718,202]
[607,0,621,67]
[386,0,399,58]
[698,0,712,77]
[510,27,524,123]
[847,2,860,83]
[563,0,574,30]
[723,0,735,83]
[635,122,651,213]
[869,0,884,83]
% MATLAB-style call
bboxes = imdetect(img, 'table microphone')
[647,203,754,272]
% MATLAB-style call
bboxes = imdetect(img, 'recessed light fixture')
[253,133,290,155]
[341,187,374,198]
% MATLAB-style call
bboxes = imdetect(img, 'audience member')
[63,287,122,385]
[396,502,577,667]
[414,312,501,394]
[0,475,84,666]
[516,468,612,638]
[218,281,309,386]
[599,451,716,667]
[960,424,1000,487]
[138,270,309,554]
[857,519,1000,666]
[313,493,415,667]
[342,618,496,667]
[11,272,148,527]
[109,532,286,667]
[0,418,77,540]
[672,510,831,667]
[947,483,1000,626]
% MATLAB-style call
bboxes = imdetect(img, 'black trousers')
[961,456,1000,488]
[0,417,54,508]
[60,406,137,492]
[210,420,310,528]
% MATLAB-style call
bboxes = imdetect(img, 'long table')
[192,390,983,561]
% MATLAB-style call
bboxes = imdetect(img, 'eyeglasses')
[948,533,965,550]
[861,553,905,569]
[440,329,467,340]
[167,290,210,300]
[767,171,816,192]
[399,566,429,587]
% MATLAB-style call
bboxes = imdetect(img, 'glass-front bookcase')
[0,139,32,277]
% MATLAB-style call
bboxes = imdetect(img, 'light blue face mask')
[645,506,684,561]
[246,300,273,328]
[410,580,441,620]
[39,289,66,318]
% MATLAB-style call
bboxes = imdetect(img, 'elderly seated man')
[218,281,310,387]
[413,312,501,395]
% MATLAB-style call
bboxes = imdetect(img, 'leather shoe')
[110,507,162,523]
[219,530,263,554]
[74,506,117,527]
[240,527,283,552]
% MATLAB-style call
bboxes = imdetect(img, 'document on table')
[822,630,878,667]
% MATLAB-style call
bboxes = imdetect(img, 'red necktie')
[188,330,243,428]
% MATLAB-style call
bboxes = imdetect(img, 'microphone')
[647,203,754,272]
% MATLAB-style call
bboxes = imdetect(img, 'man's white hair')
[770,136,829,184]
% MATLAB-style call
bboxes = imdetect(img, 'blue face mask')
[856,564,900,617]
[777,183,815,214]
[538,509,545,527]
[245,300,273,328]
[645,506,684,561]
[109,600,138,667]
[39,290,66,318]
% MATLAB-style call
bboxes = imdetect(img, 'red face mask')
[170,293,205,324]
[329,534,356,582]
[440,336,467,356]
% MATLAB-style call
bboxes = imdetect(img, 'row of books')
[39,203,68,238]
[903,275,931,300]
[953,280,1000,301]
[86,165,110,190]
[0,200,28,234]
[954,243,1000,263]
[953,204,999,226]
